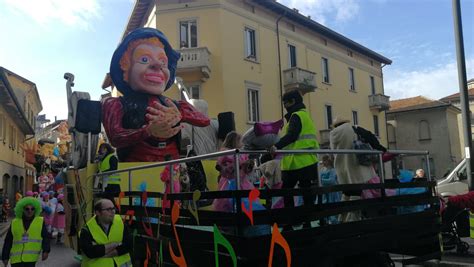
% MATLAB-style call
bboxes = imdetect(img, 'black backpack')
[352,126,385,166]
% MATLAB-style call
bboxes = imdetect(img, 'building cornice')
[252,0,392,65]
[0,67,35,135]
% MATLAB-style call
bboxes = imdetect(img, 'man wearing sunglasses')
[79,199,132,267]
[2,197,50,266]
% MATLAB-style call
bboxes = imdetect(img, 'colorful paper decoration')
[169,202,187,267]
[213,224,237,267]
[132,229,138,252]
[188,190,201,225]
[141,191,153,237]
[159,240,163,267]
[242,188,260,225]
[116,191,125,214]
[268,223,291,267]
[124,210,135,225]
[144,242,151,267]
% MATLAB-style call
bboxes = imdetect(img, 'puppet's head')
[39,143,55,158]
[110,27,180,96]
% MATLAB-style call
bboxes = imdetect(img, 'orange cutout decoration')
[169,202,187,267]
[144,242,151,267]
[116,191,125,214]
[242,188,260,225]
[141,191,153,237]
[268,223,291,267]
[188,190,201,225]
[124,210,135,225]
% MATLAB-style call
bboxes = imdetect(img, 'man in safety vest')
[79,199,132,267]
[1,197,50,266]
[97,143,121,202]
[269,90,319,220]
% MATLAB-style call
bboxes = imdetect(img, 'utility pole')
[452,0,473,189]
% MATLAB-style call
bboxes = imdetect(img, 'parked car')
[436,158,469,197]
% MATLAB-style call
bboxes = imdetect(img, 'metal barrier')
[93,148,431,193]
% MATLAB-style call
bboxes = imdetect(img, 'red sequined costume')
[103,95,209,162]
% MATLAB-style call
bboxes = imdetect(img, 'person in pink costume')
[213,153,255,212]
[160,164,181,209]
[52,194,66,244]
[40,193,53,237]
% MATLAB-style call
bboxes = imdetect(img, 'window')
[247,88,260,123]
[352,111,358,125]
[10,125,15,150]
[370,76,376,95]
[347,50,353,57]
[419,120,431,140]
[288,44,297,68]
[349,67,355,91]
[179,20,197,48]
[321,38,327,46]
[188,85,200,99]
[1,116,6,144]
[0,114,3,142]
[325,105,333,129]
[322,57,329,83]
[373,115,379,136]
[17,132,20,154]
[244,27,256,60]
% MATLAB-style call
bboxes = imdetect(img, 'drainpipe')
[276,11,287,118]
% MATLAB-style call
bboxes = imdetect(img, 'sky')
[0,0,473,121]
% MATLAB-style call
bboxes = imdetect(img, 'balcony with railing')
[369,94,390,111]
[177,47,211,80]
[283,67,317,94]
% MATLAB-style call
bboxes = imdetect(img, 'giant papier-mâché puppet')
[103,28,210,162]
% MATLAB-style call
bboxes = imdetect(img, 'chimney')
[55,116,57,122]
[293,8,299,13]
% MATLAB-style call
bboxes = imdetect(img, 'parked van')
[436,158,469,197]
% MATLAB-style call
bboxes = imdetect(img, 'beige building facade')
[0,67,42,200]
[387,96,462,179]
[105,0,392,148]
[440,78,474,157]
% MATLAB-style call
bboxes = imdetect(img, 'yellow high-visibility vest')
[81,215,132,267]
[10,217,43,263]
[281,109,319,171]
[99,154,121,185]
[470,211,474,239]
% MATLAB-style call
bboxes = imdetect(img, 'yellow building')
[104,0,392,148]
[0,67,42,201]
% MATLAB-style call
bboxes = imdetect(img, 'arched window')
[419,120,431,140]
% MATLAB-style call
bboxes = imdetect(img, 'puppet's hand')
[147,98,182,126]
[146,119,183,139]
[146,99,183,139]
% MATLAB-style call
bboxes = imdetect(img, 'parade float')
[61,27,442,267]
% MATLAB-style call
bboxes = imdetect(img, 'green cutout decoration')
[213,224,237,267]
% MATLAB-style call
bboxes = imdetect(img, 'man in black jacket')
[79,199,133,266]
